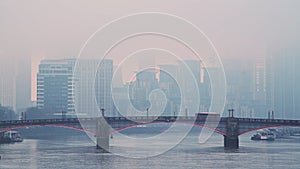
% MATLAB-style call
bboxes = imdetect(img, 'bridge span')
[1,116,300,150]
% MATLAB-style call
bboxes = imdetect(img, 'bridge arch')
[0,121,226,140]
[111,121,226,136]
[0,124,96,135]
[239,124,300,136]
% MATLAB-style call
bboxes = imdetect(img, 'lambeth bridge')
[1,114,300,150]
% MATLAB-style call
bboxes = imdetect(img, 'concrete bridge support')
[224,118,239,149]
[96,117,109,152]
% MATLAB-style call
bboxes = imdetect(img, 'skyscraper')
[251,57,268,117]
[159,64,180,115]
[254,57,267,104]
[218,58,254,117]
[37,59,75,115]
[271,51,300,119]
[0,55,31,112]
[74,59,114,117]
[37,58,114,117]
[95,60,113,116]
[0,76,15,110]
[16,56,32,112]
[129,70,158,112]
[0,59,16,111]
[177,60,201,115]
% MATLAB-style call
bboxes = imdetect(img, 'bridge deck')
[1,117,300,136]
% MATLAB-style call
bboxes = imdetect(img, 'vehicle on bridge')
[0,130,23,144]
[195,112,220,120]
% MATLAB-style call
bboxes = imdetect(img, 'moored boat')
[0,130,23,143]
[251,130,275,141]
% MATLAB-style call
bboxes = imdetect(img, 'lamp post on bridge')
[61,111,67,120]
[268,110,275,119]
[228,109,234,118]
[100,108,105,117]
[20,112,26,121]
[146,108,149,120]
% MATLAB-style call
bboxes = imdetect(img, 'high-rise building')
[253,57,267,105]
[0,55,31,112]
[265,55,274,112]
[0,59,16,111]
[177,60,201,86]
[16,57,32,112]
[271,51,300,119]
[74,59,114,117]
[95,60,114,116]
[221,58,254,117]
[248,56,268,117]
[177,60,201,115]
[37,59,75,115]
[200,65,213,112]
[112,84,130,117]
[159,64,180,115]
[129,70,158,112]
[0,77,15,110]
[37,58,114,117]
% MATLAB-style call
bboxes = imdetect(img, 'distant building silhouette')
[73,59,114,117]
[0,76,15,111]
[271,50,300,119]
[129,70,158,112]
[0,55,31,112]
[159,65,180,116]
[16,56,32,112]
[0,59,17,111]
[222,58,255,118]
[95,60,113,116]
[253,57,268,115]
[177,60,202,115]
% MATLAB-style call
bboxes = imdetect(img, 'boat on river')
[0,130,23,143]
[251,130,275,141]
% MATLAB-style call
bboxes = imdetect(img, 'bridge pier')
[224,135,239,149]
[96,117,109,153]
[224,118,239,149]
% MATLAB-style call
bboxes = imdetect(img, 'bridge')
[1,115,300,151]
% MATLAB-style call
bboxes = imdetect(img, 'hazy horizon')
[0,1,300,118]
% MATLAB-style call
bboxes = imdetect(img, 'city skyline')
[1,0,300,101]
[0,1,299,119]
[1,1,300,168]
[1,54,299,119]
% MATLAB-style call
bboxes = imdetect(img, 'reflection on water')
[0,127,300,169]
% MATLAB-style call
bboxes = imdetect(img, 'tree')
[0,104,17,120]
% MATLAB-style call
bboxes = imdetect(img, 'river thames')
[0,127,300,169]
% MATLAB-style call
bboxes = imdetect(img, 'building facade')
[37,59,75,114]
[74,59,114,117]
[38,58,114,117]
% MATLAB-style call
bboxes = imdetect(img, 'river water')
[0,126,300,169]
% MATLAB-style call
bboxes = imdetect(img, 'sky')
[0,0,299,100]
